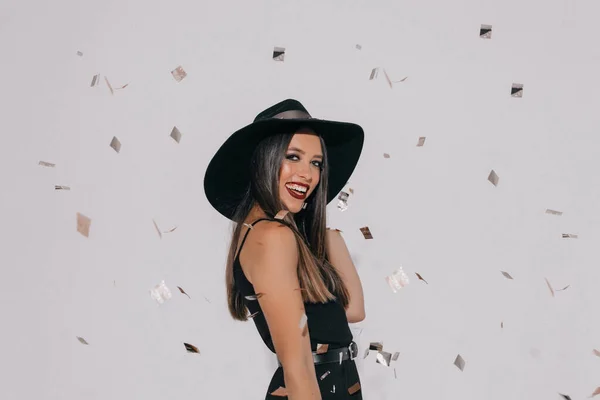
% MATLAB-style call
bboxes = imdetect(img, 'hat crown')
[253,99,311,122]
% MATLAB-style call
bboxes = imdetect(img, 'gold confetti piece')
[76,51,83,56]
[274,210,289,220]
[369,67,379,80]
[38,161,55,167]
[248,311,260,319]
[270,386,288,397]
[152,219,162,239]
[316,344,329,354]
[559,394,572,400]
[376,351,392,366]
[593,349,600,357]
[591,387,600,397]
[417,137,426,147]
[183,342,200,353]
[545,209,563,216]
[348,187,354,194]
[511,83,524,98]
[170,126,182,143]
[369,342,383,352]
[55,185,70,190]
[76,212,91,237]
[392,352,400,361]
[383,69,393,88]
[383,153,390,158]
[488,170,499,186]
[245,293,264,301]
[76,336,89,345]
[454,354,465,371]
[109,136,121,153]
[272,47,285,62]
[359,227,373,239]
[299,313,308,336]
[171,66,187,82]
[348,382,361,395]
[320,370,331,380]
[480,24,492,39]
[545,278,555,297]
[415,272,428,284]
[501,271,513,280]
[562,233,578,239]
[90,74,100,87]
[177,286,191,299]
[104,76,114,95]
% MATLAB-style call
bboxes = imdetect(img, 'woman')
[203,99,366,399]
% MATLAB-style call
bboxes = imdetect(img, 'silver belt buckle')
[348,342,358,360]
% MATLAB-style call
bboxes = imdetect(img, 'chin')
[283,202,303,214]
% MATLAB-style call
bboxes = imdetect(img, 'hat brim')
[204,118,364,220]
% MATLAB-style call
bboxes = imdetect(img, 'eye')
[285,154,299,161]
[312,160,323,168]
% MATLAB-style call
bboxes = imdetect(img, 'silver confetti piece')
[38,161,55,167]
[383,69,393,88]
[562,233,578,239]
[383,153,390,158]
[376,351,392,366]
[243,223,253,229]
[386,267,409,293]
[171,66,187,82]
[363,349,370,359]
[545,209,563,216]
[109,136,121,153]
[76,336,89,345]
[337,191,349,212]
[369,67,379,80]
[417,137,426,147]
[320,370,331,380]
[76,51,83,56]
[152,219,162,239]
[501,271,513,280]
[104,76,114,95]
[392,352,400,361]
[55,185,71,190]
[170,126,182,143]
[273,47,285,62]
[149,280,172,304]
[454,354,465,371]
[369,342,383,351]
[488,170,499,186]
[90,74,100,87]
[511,83,524,98]
[355,44,362,50]
[480,24,492,39]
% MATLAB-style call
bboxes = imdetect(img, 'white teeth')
[286,183,307,193]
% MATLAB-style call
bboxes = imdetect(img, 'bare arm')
[247,222,322,400]
[325,229,365,323]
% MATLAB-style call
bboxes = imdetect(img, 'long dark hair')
[225,130,350,321]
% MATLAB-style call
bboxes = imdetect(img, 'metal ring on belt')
[277,341,358,367]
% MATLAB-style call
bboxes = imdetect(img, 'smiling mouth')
[285,183,308,200]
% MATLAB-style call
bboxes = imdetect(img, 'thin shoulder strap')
[234,217,275,260]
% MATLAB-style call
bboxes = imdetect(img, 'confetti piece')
[545,278,555,297]
[272,47,285,62]
[363,348,370,359]
[480,24,492,39]
[152,219,162,239]
[415,272,428,284]
[593,349,600,357]
[383,69,393,88]
[386,267,409,293]
[39,161,55,168]
[511,83,524,97]
[183,342,200,353]
[177,286,191,299]
[170,126,182,143]
[171,66,187,82]
[248,311,260,319]
[55,185,70,190]
[394,368,397,379]
[501,321,504,329]
[591,387,600,397]
[104,76,114,95]
[299,313,308,336]
[556,285,571,292]
[348,187,354,194]
[392,352,400,361]
[150,280,172,304]
[274,210,289,220]
[454,354,465,371]
[501,271,513,280]
[245,293,264,301]
[376,351,392,366]
[369,67,379,80]
[317,344,329,354]
[243,223,253,230]
[393,76,408,83]
[326,227,343,233]
[488,170,499,186]
[320,370,331,380]
[76,336,89,345]
[545,209,563,216]
[562,233,578,239]
[359,227,373,239]
[76,212,91,237]
[417,137,426,147]
[348,382,361,395]
[270,386,288,397]
[369,342,383,352]
[109,136,121,153]
[76,51,83,57]
[337,191,350,212]
[559,394,572,400]
[383,153,390,158]
[355,44,362,50]
[90,74,100,87]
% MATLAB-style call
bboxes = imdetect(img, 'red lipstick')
[285,182,309,200]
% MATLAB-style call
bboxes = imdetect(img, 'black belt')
[277,341,358,367]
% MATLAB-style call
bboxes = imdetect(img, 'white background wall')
[2,0,599,398]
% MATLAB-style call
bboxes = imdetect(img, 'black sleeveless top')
[233,218,353,354]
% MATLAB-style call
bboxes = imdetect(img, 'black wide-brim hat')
[203,99,364,220]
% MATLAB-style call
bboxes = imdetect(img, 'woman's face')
[279,131,323,213]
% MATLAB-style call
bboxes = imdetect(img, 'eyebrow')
[288,147,323,159]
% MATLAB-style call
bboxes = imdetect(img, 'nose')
[296,161,312,182]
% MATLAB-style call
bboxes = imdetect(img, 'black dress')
[233,218,363,399]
